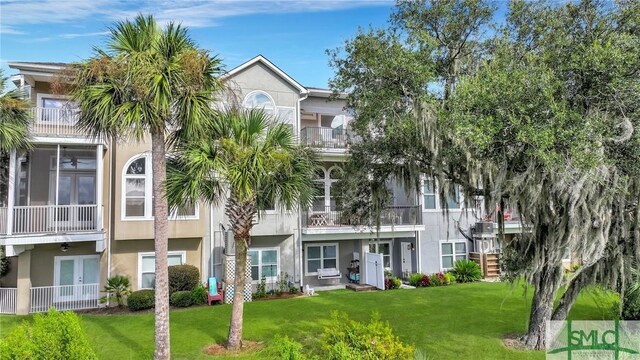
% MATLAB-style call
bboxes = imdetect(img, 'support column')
[55,145,60,233]
[95,144,103,232]
[16,249,32,315]
[6,150,16,235]
[359,239,368,285]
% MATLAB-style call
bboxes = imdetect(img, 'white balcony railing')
[28,107,83,137]
[0,205,100,235]
[30,284,100,313]
[0,288,17,314]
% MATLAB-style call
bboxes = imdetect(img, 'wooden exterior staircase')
[470,252,500,279]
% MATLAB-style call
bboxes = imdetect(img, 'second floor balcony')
[300,127,358,149]
[0,205,102,236]
[302,205,422,229]
[28,107,85,138]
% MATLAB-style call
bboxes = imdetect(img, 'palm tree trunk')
[226,196,256,350]
[227,233,248,350]
[151,128,170,360]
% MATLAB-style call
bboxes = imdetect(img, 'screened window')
[305,243,338,274]
[139,251,185,289]
[248,248,279,282]
[441,241,467,270]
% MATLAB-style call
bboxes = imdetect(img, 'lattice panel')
[223,255,252,303]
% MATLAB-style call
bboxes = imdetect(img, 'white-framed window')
[311,166,342,212]
[369,241,393,270]
[305,243,339,275]
[243,90,276,117]
[138,251,186,289]
[440,240,468,270]
[36,93,77,124]
[248,248,279,283]
[422,178,462,211]
[122,153,198,220]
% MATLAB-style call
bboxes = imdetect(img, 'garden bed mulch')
[203,341,263,356]
[252,292,306,301]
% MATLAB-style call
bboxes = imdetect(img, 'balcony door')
[49,173,96,230]
[54,255,100,302]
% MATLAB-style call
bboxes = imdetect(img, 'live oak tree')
[165,108,316,350]
[330,0,640,350]
[70,15,224,359]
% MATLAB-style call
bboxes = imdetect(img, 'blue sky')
[0,0,395,88]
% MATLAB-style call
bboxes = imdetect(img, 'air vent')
[475,222,494,234]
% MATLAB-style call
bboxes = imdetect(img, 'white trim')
[304,242,339,276]
[243,90,276,110]
[439,239,468,271]
[247,247,280,284]
[137,251,186,290]
[222,55,308,94]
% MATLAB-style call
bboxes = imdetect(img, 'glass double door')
[49,172,96,229]
[54,255,100,301]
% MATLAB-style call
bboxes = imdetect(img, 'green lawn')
[0,282,616,359]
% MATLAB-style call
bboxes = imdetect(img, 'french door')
[49,173,96,229]
[54,255,100,302]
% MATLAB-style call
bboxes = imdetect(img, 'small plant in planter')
[100,275,132,307]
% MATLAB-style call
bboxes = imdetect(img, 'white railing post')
[7,150,16,236]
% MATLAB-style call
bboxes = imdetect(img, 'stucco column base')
[16,250,32,315]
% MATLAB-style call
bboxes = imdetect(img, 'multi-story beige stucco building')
[0,55,520,315]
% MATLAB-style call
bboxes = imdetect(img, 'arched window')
[123,154,151,218]
[243,91,275,116]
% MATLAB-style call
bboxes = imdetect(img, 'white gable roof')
[223,55,308,94]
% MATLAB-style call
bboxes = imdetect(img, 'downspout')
[297,90,309,289]
[209,204,214,278]
[106,140,114,305]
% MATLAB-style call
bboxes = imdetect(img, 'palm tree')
[70,15,224,359]
[0,70,31,207]
[166,108,317,350]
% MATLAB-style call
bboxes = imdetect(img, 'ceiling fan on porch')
[60,147,90,168]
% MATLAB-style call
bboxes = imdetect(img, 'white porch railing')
[28,107,83,137]
[30,284,100,313]
[0,205,100,235]
[0,288,17,314]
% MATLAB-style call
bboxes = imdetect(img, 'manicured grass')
[0,282,616,359]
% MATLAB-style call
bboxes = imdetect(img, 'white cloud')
[59,31,111,39]
[1,0,391,35]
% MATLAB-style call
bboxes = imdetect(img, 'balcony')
[0,205,101,236]
[300,127,358,149]
[302,205,422,228]
[28,107,85,137]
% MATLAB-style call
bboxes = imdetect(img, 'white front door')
[54,255,100,302]
[401,242,413,276]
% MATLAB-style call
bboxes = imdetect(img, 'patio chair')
[207,277,224,305]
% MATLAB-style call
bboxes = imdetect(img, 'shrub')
[170,290,193,307]
[254,275,267,299]
[191,283,207,305]
[100,275,132,307]
[269,335,307,360]
[408,273,424,287]
[430,273,445,286]
[418,275,431,287]
[321,312,415,360]
[168,264,200,294]
[622,291,640,320]
[453,259,483,283]
[0,245,9,278]
[0,308,97,359]
[444,272,456,285]
[128,289,155,311]
[385,277,402,290]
